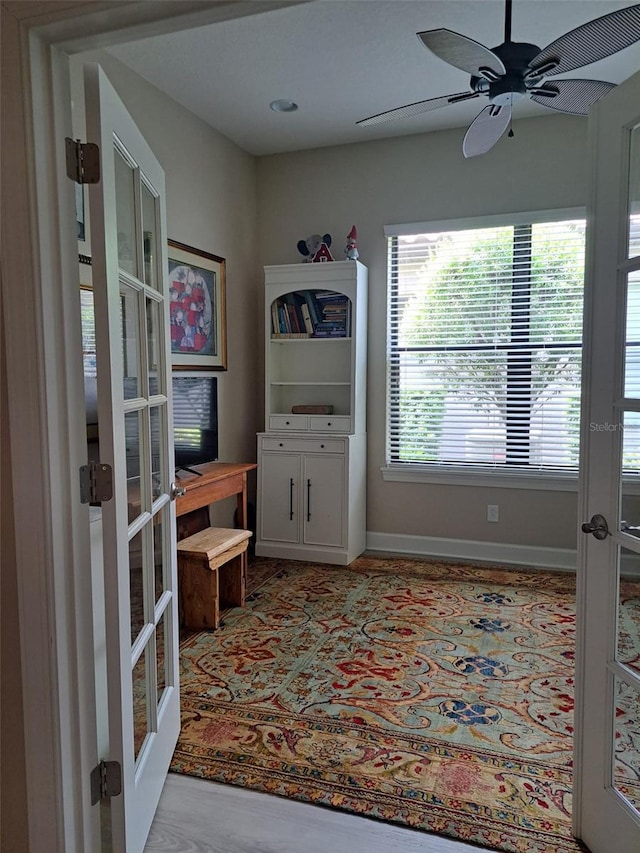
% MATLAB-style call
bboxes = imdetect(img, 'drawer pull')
[307,479,311,522]
[279,443,283,447]
[286,420,290,425]
[320,444,325,448]
[327,421,332,426]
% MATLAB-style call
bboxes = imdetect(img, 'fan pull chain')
[508,92,515,138]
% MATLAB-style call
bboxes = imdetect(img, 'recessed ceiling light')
[269,99,298,113]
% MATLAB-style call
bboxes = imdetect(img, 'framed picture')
[168,239,227,370]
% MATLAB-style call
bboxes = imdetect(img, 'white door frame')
[1,2,306,851]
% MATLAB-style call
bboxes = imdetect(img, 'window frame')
[383,207,586,490]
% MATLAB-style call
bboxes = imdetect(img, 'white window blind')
[80,287,97,378]
[387,218,586,472]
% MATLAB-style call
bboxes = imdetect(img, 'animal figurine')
[345,225,359,260]
[297,233,333,262]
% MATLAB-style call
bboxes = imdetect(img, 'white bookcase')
[256,261,368,565]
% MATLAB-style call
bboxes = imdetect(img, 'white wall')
[256,115,589,554]
[70,49,262,517]
[68,49,589,555]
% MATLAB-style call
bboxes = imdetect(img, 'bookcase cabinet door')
[259,453,300,544]
[303,454,344,548]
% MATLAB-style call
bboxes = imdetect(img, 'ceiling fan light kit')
[358,1,640,158]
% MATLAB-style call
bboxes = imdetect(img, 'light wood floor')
[145,773,498,853]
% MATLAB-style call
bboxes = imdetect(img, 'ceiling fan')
[357,1,640,158]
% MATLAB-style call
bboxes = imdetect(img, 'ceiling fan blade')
[528,5,640,77]
[417,29,506,77]
[462,104,511,158]
[529,78,616,115]
[357,91,479,127]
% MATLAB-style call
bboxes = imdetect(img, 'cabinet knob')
[320,444,325,448]
[285,420,290,425]
[327,421,332,426]
[279,443,283,447]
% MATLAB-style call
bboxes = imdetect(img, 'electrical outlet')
[487,504,499,523]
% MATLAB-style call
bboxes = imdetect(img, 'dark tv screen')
[172,375,218,471]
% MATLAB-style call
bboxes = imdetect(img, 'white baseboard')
[365,531,577,572]
[255,542,353,566]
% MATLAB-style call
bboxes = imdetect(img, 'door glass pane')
[152,504,168,604]
[142,181,158,290]
[114,148,139,278]
[129,528,145,644]
[625,272,640,399]
[125,410,142,519]
[612,675,640,813]
[121,283,140,400]
[150,405,165,502]
[629,123,640,259]
[618,546,640,676]
[621,407,640,534]
[146,297,162,397]
[156,608,168,707]
[132,649,149,763]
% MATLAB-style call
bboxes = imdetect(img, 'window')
[386,215,586,474]
[80,286,97,379]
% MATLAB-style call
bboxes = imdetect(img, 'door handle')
[289,478,294,520]
[170,482,186,500]
[307,479,311,522]
[581,513,610,540]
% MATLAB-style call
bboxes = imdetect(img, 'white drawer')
[269,414,309,431]
[261,437,346,454]
[309,415,351,433]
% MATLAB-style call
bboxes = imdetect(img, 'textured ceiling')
[107,0,640,156]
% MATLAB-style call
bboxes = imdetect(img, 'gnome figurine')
[345,225,359,260]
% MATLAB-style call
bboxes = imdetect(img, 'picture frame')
[168,239,227,370]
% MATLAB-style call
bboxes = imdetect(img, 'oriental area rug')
[171,555,640,853]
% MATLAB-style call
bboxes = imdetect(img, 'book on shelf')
[299,290,321,327]
[312,329,348,338]
[272,332,310,339]
[300,303,314,335]
[278,304,290,333]
[284,293,302,333]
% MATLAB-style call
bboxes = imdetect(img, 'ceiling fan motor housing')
[472,41,544,105]
[489,76,526,105]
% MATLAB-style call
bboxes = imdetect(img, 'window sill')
[381,464,579,492]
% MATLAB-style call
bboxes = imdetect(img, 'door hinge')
[90,759,121,805]
[65,137,100,184]
[80,461,113,504]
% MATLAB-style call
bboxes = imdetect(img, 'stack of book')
[313,291,350,337]
[271,290,351,338]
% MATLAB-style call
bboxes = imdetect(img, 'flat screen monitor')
[172,374,218,472]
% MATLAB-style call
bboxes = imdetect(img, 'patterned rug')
[171,556,639,853]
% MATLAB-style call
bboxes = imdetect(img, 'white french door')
[85,64,180,852]
[577,69,640,853]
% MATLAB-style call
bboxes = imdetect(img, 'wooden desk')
[175,461,257,541]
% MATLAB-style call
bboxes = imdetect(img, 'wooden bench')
[177,526,252,630]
